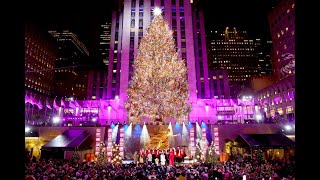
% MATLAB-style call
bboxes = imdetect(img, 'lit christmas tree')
[71,147,80,162]
[96,141,107,165]
[205,142,219,165]
[256,149,264,164]
[125,7,191,123]
[194,142,203,162]
[111,142,122,164]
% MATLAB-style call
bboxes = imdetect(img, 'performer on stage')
[169,148,175,166]
[151,148,156,164]
[133,151,138,165]
[181,147,186,163]
[176,147,181,163]
[147,152,152,165]
[165,149,170,165]
[160,153,166,166]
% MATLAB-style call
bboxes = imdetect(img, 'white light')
[218,116,222,120]
[92,118,97,122]
[153,7,162,16]
[115,95,119,100]
[53,116,61,124]
[255,114,262,121]
[25,127,30,133]
[107,105,112,112]
[284,125,292,131]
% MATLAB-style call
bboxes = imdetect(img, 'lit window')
[286,27,288,31]
[212,76,217,80]
[281,30,284,35]
[287,9,290,13]
[219,75,223,79]
[277,33,280,38]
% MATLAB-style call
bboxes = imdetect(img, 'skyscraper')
[48,30,90,99]
[82,0,260,124]
[89,0,209,102]
[268,0,295,80]
[25,23,57,97]
[207,27,273,98]
[100,21,112,66]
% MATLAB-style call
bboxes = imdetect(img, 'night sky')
[26,0,279,58]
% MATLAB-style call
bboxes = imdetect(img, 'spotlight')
[53,116,61,124]
[284,125,292,131]
[25,126,30,133]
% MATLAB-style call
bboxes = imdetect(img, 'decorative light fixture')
[153,6,162,16]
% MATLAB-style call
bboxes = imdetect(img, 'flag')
[25,94,30,104]
[37,99,43,110]
[46,99,52,110]
[61,99,65,107]
[53,98,60,111]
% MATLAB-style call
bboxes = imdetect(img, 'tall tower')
[48,30,90,99]
[207,27,271,98]
[25,23,57,97]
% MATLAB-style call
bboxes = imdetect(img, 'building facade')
[254,75,294,123]
[268,0,295,80]
[25,23,57,123]
[253,0,295,124]
[208,70,230,99]
[48,30,90,100]
[207,27,273,98]
[25,24,57,97]
[82,0,262,125]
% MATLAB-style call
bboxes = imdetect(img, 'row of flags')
[25,93,102,110]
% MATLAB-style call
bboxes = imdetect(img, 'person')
[148,152,153,165]
[139,153,144,164]
[177,170,187,180]
[155,157,159,166]
[133,151,138,165]
[160,153,166,166]
[169,148,175,166]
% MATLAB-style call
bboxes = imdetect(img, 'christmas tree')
[256,149,264,164]
[125,7,191,123]
[71,148,80,162]
[194,142,203,162]
[206,142,219,165]
[96,141,107,165]
[111,142,122,164]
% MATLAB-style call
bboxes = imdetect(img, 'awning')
[235,133,295,149]
[42,129,91,150]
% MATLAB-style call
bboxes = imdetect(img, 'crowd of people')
[25,154,295,180]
